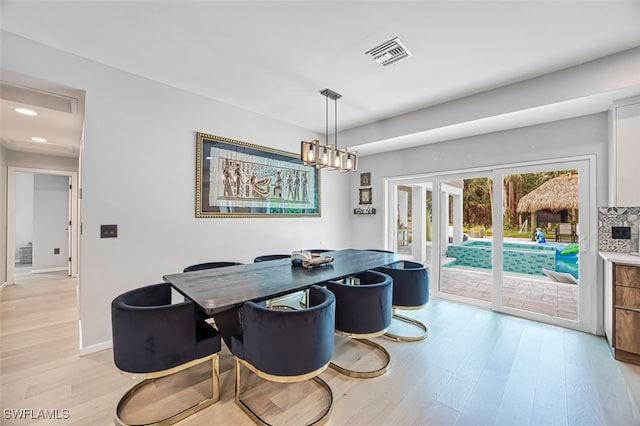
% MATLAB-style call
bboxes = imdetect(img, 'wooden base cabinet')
[612,264,640,365]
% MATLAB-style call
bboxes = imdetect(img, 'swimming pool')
[445,240,579,279]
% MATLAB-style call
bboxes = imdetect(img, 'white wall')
[610,97,640,206]
[4,150,79,173]
[32,174,69,271]
[1,31,352,352]
[14,172,34,261]
[350,113,609,249]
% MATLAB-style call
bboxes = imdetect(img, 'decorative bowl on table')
[291,250,334,269]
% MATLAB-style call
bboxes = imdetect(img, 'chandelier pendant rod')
[334,93,338,151]
[326,91,329,148]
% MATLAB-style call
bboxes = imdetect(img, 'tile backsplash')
[598,207,640,253]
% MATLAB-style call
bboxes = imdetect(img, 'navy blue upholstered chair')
[183,261,248,315]
[376,260,430,342]
[326,270,393,378]
[253,254,291,262]
[231,285,335,425]
[183,261,243,272]
[253,254,297,309]
[111,283,221,426]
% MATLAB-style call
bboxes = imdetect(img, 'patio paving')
[397,242,579,321]
[439,266,578,320]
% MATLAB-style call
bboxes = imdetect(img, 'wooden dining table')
[163,249,400,346]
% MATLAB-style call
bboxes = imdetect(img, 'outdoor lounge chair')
[555,223,575,243]
[541,268,579,285]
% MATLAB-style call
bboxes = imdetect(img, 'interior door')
[67,177,72,276]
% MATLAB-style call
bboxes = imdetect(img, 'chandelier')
[301,89,357,172]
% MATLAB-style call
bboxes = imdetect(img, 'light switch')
[101,224,118,238]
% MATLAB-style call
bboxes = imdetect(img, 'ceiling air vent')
[365,37,412,67]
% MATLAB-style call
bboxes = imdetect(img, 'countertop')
[599,251,640,266]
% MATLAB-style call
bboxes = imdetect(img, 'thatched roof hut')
[517,173,579,213]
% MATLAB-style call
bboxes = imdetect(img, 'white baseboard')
[79,339,112,356]
[78,319,112,356]
[30,266,68,274]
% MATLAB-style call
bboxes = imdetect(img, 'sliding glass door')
[493,160,592,329]
[438,174,493,306]
[385,157,596,333]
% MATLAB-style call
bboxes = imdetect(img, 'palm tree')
[502,174,524,229]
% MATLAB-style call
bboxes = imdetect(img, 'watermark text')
[3,408,70,420]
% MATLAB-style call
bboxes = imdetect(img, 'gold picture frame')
[196,132,321,218]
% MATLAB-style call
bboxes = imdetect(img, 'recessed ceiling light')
[15,107,38,116]
[31,137,47,143]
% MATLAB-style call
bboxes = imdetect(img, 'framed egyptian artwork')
[196,132,321,218]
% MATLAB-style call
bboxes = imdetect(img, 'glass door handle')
[579,235,588,254]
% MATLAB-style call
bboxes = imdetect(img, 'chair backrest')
[305,249,334,254]
[377,260,429,308]
[232,285,335,377]
[111,283,198,373]
[326,270,392,335]
[183,261,243,272]
[253,254,291,262]
[558,223,572,234]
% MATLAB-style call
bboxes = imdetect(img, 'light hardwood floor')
[1,272,639,425]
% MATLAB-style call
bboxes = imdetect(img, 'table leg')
[212,307,242,349]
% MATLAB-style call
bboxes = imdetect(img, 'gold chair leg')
[267,303,298,310]
[267,294,301,310]
[329,338,390,379]
[299,288,309,308]
[114,354,219,426]
[384,313,429,342]
[234,357,333,426]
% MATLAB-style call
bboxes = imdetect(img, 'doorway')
[388,181,434,266]
[6,167,79,285]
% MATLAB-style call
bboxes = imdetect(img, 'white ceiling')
[1,1,640,158]
[0,77,85,157]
